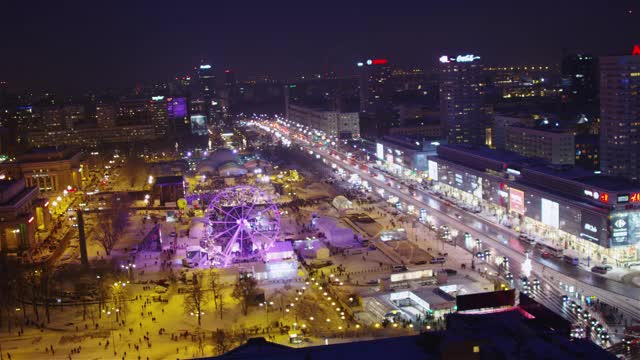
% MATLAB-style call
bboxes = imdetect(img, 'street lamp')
[259,301,274,331]
[105,308,119,355]
[121,263,136,280]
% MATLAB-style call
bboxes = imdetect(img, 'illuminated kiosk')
[206,186,281,267]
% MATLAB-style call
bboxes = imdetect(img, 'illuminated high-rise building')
[357,58,395,136]
[599,53,640,181]
[197,62,216,101]
[149,96,169,136]
[96,101,117,128]
[561,54,598,107]
[439,54,489,145]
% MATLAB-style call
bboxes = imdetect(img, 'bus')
[536,241,563,258]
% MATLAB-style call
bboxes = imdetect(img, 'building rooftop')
[440,144,544,168]
[154,175,184,185]
[441,144,639,192]
[525,165,639,192]
[12,146,81,163]
[0,179,19,192]
[206,308,614,360]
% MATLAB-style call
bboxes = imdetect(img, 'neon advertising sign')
[633,45,640,55]
[439,54,481,63]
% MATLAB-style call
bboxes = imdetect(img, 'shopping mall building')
[428,145,640,265]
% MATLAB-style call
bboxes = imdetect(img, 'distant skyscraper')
[561,54,598,106]
[61,104,85,130]
[224,69,235,88]
[149,96,169,136]
[357,58,395,136]
[599,53,640,181]
[197,62,216,101]
[439,54,488,145]
[96,101,117,128]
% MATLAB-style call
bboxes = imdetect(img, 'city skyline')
[1,0,638,92]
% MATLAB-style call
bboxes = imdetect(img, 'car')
[443,268,458,276]
[170,231,177,237]
[580,310,590,320]
[541,252,553,259]
[505,272,513,281]
[412,260,428,265]
[154,286,168,294]
[594,323,604,332]
[591,265,608,274]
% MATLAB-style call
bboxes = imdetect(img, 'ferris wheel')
[207,186,280,267]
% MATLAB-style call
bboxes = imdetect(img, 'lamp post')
[105,308,119,356]
[259,301,274,331]
[121,263,136,281]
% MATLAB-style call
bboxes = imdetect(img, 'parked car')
[541,252,553,259]
[591,265,608,274]
[443,268,457,276]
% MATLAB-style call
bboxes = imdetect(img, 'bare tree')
[94,276,110,318]
[184,273,208,326]
[0,260,18,331]
[213,329,233,355]
[37,264,55,324]
[231,276,259,316]
[96,193,130,255]
[209,269,222,310]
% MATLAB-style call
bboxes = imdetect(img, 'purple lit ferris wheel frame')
[207,186,280,267]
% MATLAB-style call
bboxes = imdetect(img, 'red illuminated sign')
[372,59,388,65]
[631,193,640,202]
[633,45,640,55]
[600,193,609,203]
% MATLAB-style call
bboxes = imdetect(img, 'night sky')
[1,0,637,93]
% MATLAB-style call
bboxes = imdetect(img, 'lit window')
[473,346,480,353]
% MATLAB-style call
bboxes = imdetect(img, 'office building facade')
[439,54,489,145]
[505,126,575,165]
[599,55,640,181]
[287,104,359,139]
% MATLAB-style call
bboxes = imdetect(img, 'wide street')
[256,120,640,326]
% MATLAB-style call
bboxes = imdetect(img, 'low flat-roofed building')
[375,135,444,179]
[0,179,50,253]
[207,307,614,360]
[0,146,82,194]
[153,175,185,205]
[428,144,640,265]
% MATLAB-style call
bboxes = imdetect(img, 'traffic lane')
[283,131,640,305]
[339,153,640,301]
[411,186,640,300]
